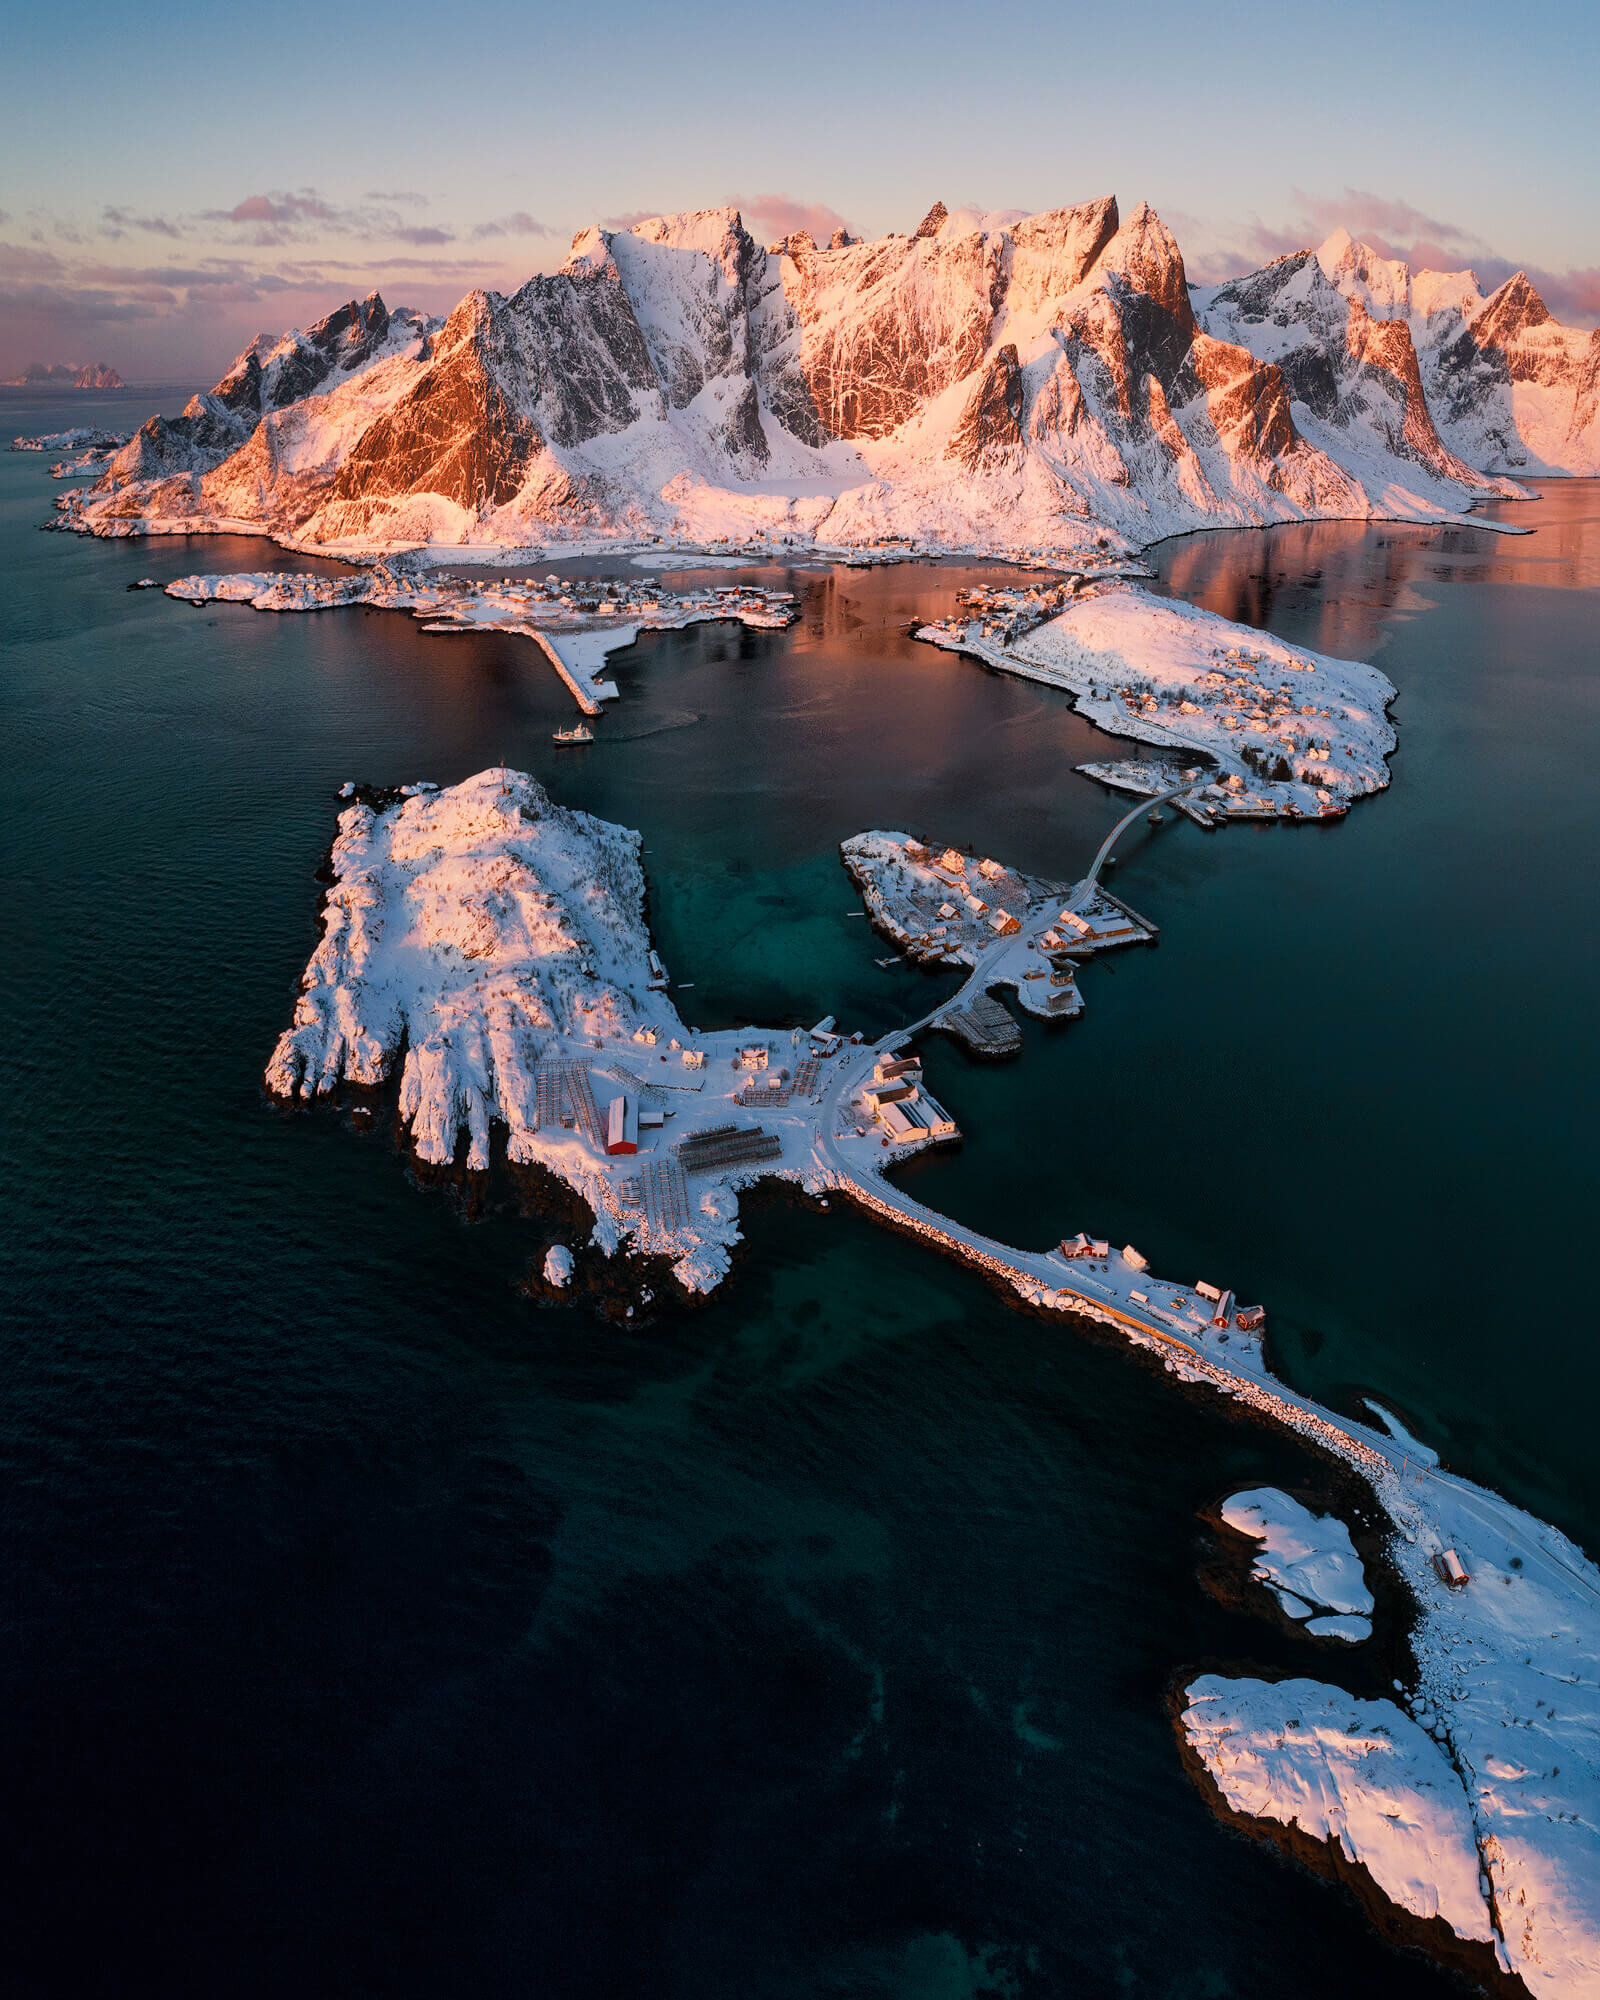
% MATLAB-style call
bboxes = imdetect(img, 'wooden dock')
[934,991,1023,1059]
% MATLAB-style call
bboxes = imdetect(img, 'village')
[164,564,798,713]
[841,828,1156,1030]
[917,581,1399,824]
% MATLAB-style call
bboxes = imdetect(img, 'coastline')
[14,409,1597,1991]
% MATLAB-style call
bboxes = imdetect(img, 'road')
[804,783,1600,1612]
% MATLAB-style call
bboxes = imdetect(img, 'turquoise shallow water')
[2,386,1593,1997]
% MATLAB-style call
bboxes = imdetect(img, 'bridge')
[1068,779,1196,908]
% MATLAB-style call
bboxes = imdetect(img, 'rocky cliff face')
[1198,248,1502,491]
[1203,232,1600,477]
[69,197,1580,556]
[90,292,434,520]
[1426,272,1600,473]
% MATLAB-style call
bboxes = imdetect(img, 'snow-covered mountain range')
[59,198,1599,559]
[6,361,125,389]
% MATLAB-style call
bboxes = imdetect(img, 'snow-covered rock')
[1220,1486,1374,1638]
[264,768,684,1166]
[1181,1676,1497,1944]
[542,1244,574,1287]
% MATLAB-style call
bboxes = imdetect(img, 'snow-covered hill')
[61,196,1592,560]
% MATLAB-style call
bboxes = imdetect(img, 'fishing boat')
[552,723,594,745]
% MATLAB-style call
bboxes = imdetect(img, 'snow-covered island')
[919,583,1397,821]
[1180,1678,1500,1955]
[1218,1487,1375,1641]
[840,830,1155,1027]
[11,427,130,454]
[270,767,1600,1995]
[268,769,978,1291]
[165,565,796,714]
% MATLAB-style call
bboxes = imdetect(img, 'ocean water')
[3,387,1592,1997]
[903,484,1600,1543]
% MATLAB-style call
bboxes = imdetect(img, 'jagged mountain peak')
[1099,202,1193,328]
[1316,228,1413,318]
[629,203,748,251]
[75,185,1598,554]
[1471,269,1552,339]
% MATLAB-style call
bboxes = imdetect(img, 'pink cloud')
[728,192,854,242]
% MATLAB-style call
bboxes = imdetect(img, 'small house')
[1434,1548,1470,1589]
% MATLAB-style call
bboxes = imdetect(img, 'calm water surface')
[3,387,1593,1997]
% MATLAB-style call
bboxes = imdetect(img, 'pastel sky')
[5,0,1597,380]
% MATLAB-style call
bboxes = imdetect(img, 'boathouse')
[605,1095,639,1155]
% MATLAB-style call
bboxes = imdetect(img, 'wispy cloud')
[472,211,553,240]
[196,189,459,249]
[100,206,186,241]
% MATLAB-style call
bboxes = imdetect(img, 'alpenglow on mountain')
[61,198,1600,558]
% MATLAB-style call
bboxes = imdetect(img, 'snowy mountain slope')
[62,197,1555,558]
[1202,229,1600,477]
[87,293,438,528]
[1425,273,1600,476]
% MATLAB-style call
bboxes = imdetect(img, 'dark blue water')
[903,488,1600,1542]
[4,387,1589,1997]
